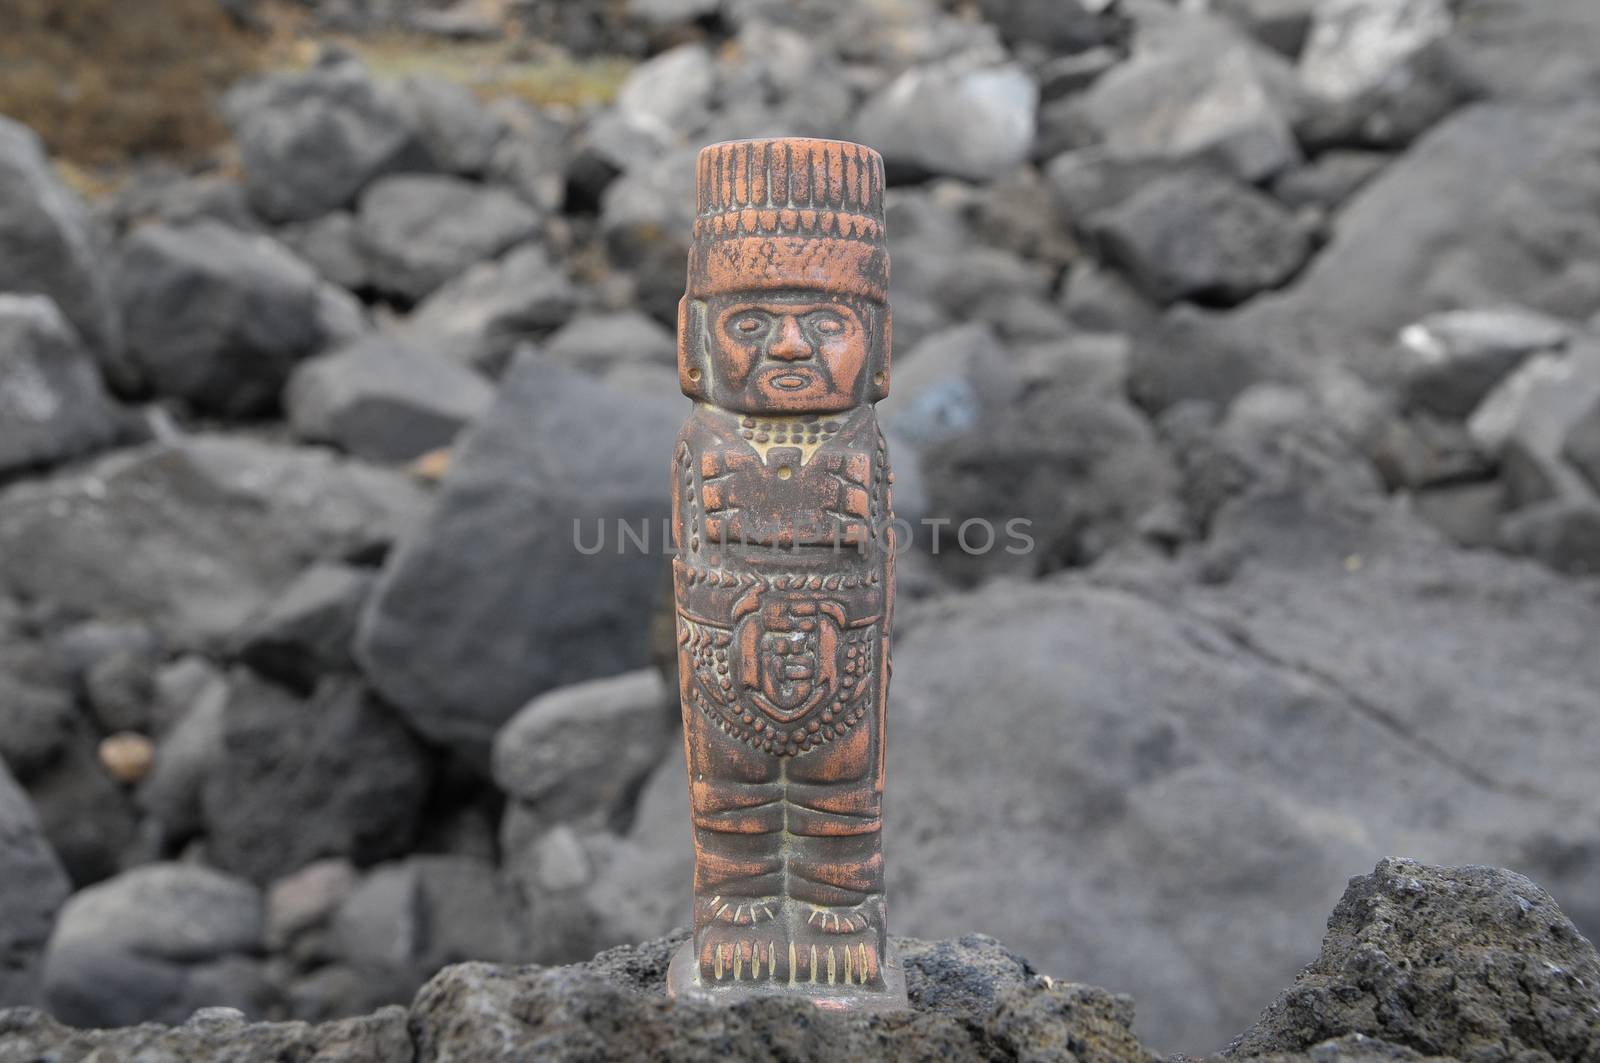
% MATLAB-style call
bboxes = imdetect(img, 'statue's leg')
[783,715,887,988]
[682,702,788,985]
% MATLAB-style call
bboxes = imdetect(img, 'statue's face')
[703,293,871,414]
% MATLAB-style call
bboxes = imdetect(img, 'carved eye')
[729,313,768,338]
[809,313,845,336]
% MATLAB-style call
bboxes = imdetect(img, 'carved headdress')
[686,138,888,304]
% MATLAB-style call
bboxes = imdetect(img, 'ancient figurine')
[666,138,905,1009]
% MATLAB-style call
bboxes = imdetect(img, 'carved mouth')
[770,373,811,390]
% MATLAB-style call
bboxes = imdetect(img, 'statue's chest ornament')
[681,582,880,758]
[736,414,842,466]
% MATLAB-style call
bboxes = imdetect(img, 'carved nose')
[767,316,812,361]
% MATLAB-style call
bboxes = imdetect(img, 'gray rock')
[331,855,525,1007]
[404,243,579,373]
[0,115,124,382]
[355,175,540,303]
[118,221,324,415]
[1271,150,1389,211]
[356,357,682,767]
[566,752,690,955]
[1293,36,1481,153]
[286,334,494,462]
[266,857,360,956]
[1228,858,1600,1060]
[279,211,370,292]
[0,294,119,475]
[1562,395,1600,493]
[0,761,70,1007]
[1069,13,1302,182]
[0,663,74,783]
[0,435,429,649]
[0,998,410,1059]
[1498,499,1600,577]
[236,562,376,691]
[1468,341,1600,509]
[492,669,672,826]
[599,145,700,321]
[1213,0,1320,57]
[1452,0,1600,103]
[42,862,266,1026]
[879,323,1024,451]
[1298,0,1453,103]
[136,663,229,846]
[23,732,140,886]
[107,169,264,236]
[1090,172,1312,306]
[396,74,505,176]
[626,0,721,26]
[485,100,571,213]
[921,388,1177,581]
[48,863,261,964]
[854,62,1038,182]
[976,0,1116,53]
[410,933,1158,1062]
[316,281,370,348]
[1397,306,1573,420]
[1059,259,1160,335]
[224,58,431,223]
[882,472,1600,1050]
[1037,47,1121,101]
[1410,480,1503,549]
[613,44,716,137]
[202,674,432,884]
[540,311,677,373]
[1230,100,1600,387]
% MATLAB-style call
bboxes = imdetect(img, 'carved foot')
[786,929,883,988]
[697,921,786,985]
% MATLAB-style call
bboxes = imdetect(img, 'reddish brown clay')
[665,138,906,1009]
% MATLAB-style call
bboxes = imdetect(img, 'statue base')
[665,939,910,1012]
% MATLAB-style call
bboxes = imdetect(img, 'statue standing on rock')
[666,137,906,1010]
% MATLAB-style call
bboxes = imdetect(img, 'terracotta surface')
[666,138,905,1008]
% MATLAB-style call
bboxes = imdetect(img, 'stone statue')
[665,138,906,1009]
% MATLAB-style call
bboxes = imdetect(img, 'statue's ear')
[868,306,891,402]
[678,297,709,400]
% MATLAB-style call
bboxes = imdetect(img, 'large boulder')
[1088,171,1312,306]
[410,933,1160,1062]
[492,669,673,828]
[0,116,124,383]
[286,334,494,462]
[1228,858,1600,1060]
[0,761,70,1007]
[356,356,682,767]
[1230,100,1600,388]
[41,863,268,1027]
[854,62,1038,182]
[0,1006,410,1061]
[404,243,579,373]
[0,294,120,475]
[328,855,527,1009]
[1064,12,1301,182]
[0,435,430,649]
[878,478,1600,1050]
[224,58,431,223]
[201,674,433,885]
[234,562,375,692]
[118,221,324,415]
[355,175,540,303]
[1298,0,1453,103]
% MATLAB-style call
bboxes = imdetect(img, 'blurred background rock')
[1,0,1599,1055]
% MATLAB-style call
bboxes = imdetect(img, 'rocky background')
[1,0,1599,1056]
